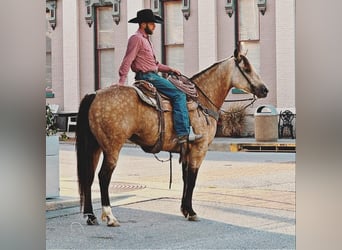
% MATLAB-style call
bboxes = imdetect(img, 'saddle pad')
[131,85,158,108]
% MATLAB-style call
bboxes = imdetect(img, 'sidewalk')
[46,133,295,211]
[46,134,295,249]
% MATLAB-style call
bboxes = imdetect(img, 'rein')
[178,56,258,115]
[194,81,256,114]
[153,152,173,189]
[222,94,257,114]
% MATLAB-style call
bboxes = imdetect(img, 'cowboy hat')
[128,9,163,24]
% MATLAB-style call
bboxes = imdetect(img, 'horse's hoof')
[181,206,199,221]
[180,207,189,218]
[107,221,120,227]
[188,214,200,221]
[101,206,120,227]
[86,217,99,225]
[102,215,120,227]
[102,216,120,227]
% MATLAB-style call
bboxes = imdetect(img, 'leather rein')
[187,57,257,115]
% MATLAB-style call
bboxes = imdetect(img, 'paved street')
[46,143,295,249]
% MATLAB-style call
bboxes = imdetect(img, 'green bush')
[46,105,58,136]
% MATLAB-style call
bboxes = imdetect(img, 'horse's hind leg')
[98,150,121,227]
[84,148,102,225]
[181,162,200,221]
[84,188,98,225]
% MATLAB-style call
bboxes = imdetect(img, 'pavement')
[46,133,296,249]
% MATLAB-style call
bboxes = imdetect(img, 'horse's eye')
[244,67,251,73]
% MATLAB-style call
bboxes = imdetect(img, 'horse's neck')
[193,58,233,110]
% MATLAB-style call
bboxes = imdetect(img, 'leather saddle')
[130,79,219,155]
[130,80,199,154]
[132,80,198,112]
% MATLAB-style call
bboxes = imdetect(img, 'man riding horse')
[76,9,268,227]
[116,9,202,144]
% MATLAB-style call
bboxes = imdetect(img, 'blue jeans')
[136,72,190,136]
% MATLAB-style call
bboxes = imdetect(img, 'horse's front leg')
[181,162,200,221]
[98,154,120,227]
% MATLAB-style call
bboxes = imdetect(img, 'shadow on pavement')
[47,198,295,249]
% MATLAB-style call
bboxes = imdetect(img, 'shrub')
[46,105,58,136]
[220,104,247,137]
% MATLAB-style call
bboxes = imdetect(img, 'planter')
[46,135,60,198]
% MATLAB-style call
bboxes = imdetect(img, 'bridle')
[191,56,257,115]
[233,57,256,94]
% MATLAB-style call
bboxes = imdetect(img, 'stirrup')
[188,126,202,142]
[177,134,202,144]
[177,127,202,144]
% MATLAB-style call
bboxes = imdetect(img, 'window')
[238,0,259,41]
[95,6,115,89]
[163,1,184,73]
[238,0,260,73]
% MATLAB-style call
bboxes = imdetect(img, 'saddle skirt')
[132,80,198,112]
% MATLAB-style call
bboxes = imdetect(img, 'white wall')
[276,0,295,109]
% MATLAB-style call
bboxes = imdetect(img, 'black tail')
[76,93,99,212]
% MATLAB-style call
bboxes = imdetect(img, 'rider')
[117,9,202,144]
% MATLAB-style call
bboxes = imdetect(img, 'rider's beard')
[144,26,153,35]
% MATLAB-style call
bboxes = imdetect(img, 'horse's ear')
[238,42,248,56]
[241,54,251,73]
[234,48,238,58]
[234,48,241,61]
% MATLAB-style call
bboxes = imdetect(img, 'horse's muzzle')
[257,85,268,98]
[262,86,269,95]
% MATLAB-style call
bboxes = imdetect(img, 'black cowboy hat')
[128,9,163,24]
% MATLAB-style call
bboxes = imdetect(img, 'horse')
[76,48,268,226]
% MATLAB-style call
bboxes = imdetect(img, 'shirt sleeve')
[118,35,141,84]
[157,62,172,73]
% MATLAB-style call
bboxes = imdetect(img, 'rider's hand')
[170,68,181,76]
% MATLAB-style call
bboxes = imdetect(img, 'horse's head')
[231,49,268,98]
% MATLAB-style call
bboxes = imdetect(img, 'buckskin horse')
[76,49,268,226]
